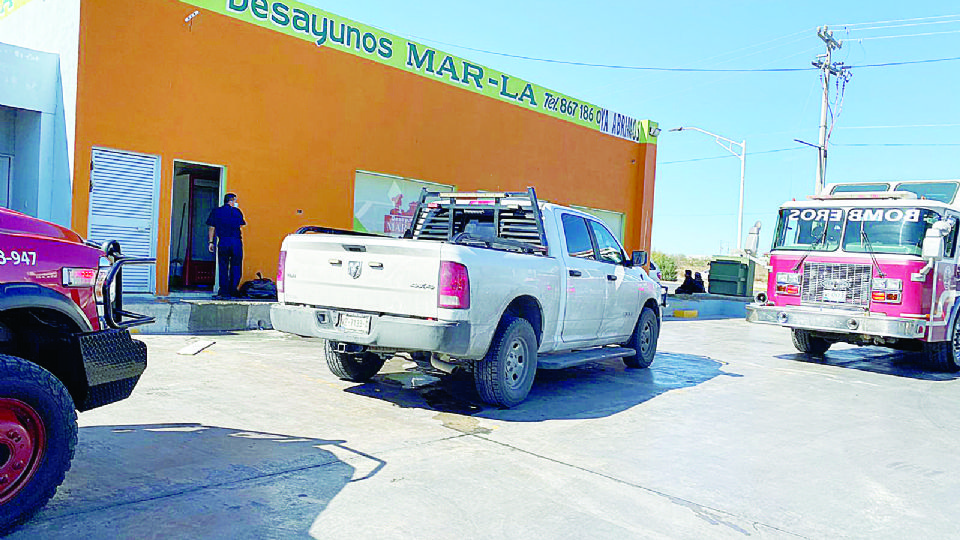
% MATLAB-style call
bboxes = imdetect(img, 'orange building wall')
[72,0,657,296]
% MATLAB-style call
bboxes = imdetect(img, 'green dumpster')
[708,256,755,297]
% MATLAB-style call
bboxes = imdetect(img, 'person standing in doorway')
[206,193,246,299]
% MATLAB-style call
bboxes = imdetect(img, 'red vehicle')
[0,208,153,532]
[748,180,960,370]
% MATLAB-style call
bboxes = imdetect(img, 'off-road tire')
[623,307,659,369]
[0,354,78,534]
[922,315,960,372]
[324,341,386,382]
[475,317,538,408]
[791,329,831,355]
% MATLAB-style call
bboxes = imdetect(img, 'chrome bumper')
[271,304,471,356]
[746,303,927,340]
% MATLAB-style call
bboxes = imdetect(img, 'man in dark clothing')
[206,193,246,299]
[693,272,707,293]
[675,269,697,295]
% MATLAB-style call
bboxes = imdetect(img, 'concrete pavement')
[8,319,960,539]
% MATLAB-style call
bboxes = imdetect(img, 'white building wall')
[0,0,80,174]
[0,0,80,225]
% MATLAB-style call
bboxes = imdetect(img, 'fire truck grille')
[801,262,872,308]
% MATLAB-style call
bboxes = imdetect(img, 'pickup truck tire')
[623,307,659,369]
[324,342,386,382]
[0,354,78,534]
[475,317,538,408]
[791,329,831,355]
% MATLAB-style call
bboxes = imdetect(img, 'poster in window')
[353,172,454,236]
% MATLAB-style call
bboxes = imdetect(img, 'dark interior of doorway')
[170,162,222,293]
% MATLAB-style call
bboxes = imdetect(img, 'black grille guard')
[99,256,156,329]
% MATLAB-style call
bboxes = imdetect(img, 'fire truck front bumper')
[746,304,928,340]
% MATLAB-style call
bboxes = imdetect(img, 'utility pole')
[812,26,851,194]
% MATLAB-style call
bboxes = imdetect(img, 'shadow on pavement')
[7,424,384,539]
[345,352,732,421]
[777,347,960,381]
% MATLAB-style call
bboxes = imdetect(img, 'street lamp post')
[669,126,747,252]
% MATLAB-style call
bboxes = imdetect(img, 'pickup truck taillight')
[277,251,286,293]
[439,261,470,309]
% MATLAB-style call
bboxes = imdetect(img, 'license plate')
[339,313,371,333]
[823,289,846,303]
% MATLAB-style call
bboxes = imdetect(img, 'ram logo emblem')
[347,261,362,279]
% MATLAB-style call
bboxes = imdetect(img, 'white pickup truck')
[271,189,664,407]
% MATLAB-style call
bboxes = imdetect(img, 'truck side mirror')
[922,234,944,260]
[922,220,952,260]
[745,221,761,256]
[632,251,648,267]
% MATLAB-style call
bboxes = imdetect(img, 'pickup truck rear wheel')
[623,307,659,369]
[0,354,77,534]
[791,329,831,355]
[324,342,386,382]
[475,317,538,408]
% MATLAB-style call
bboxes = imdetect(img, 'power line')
[839,19,960,32]
[660,147,805,165]
[834,142,960,147]
[853,29,960,41]
[397,38,816,72]
[384,33,960,72]
[838,123,960,130]
[831,14,960,28]
[853,55,960,67]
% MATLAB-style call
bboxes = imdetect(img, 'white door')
[587,219,639,339]
[87,148,160,293]
[0,155,10,208]
[559,213,606,343]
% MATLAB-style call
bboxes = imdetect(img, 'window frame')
[585,218,628,266]
[560,213,598,261]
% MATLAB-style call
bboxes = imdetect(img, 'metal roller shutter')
[87,148,159,293]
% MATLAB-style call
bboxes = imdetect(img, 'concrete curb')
[665,293,751,319]
[125,300,275,334]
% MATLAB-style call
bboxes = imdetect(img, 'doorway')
[169,162,223,293]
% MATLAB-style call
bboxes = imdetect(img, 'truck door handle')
[569,270,582,277]
[607,274,618,281]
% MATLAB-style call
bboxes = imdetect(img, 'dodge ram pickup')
[271,188,663,407]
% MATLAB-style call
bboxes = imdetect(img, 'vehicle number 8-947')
[0,250,38,266]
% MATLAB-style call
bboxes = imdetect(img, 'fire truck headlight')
[777,272,801,285]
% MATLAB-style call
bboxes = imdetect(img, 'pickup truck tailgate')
[282,235,441,318]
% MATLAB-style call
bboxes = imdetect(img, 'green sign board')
[180,0,657,144]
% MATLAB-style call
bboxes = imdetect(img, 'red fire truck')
[0,208,154,532]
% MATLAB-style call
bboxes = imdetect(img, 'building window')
[353,171,453,236]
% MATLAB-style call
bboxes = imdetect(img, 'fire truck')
[748,180,960,370]
[0,208,153,532]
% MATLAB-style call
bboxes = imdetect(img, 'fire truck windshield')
[773,208,844,251]
[841,208,944,256]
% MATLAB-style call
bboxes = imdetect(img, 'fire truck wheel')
[922,322,960,372]
[324,341,386,382]
[0,354,78,534]
[791,329,831,355]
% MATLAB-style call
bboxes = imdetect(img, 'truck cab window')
[588,220,625,265]
[561,214,595,260]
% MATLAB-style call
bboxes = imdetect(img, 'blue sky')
[303,0,960,256]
